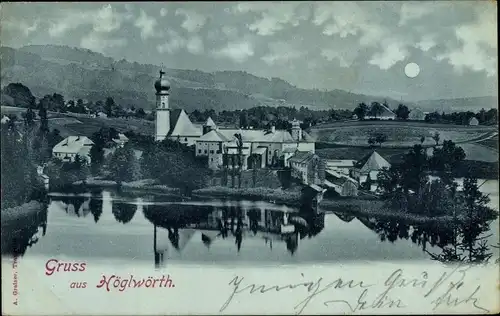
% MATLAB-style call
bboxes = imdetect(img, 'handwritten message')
[220,263,490,314]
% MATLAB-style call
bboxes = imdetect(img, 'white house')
[352,151,391,191]
[112,133,129,148]
[469,117,479,126]
[1,115,11,124]
[409,108,426,121]
[52,136,94,164]
[365,104,396,120]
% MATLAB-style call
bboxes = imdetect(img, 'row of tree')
[2,83,151,120]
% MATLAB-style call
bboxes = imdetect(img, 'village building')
[469,117,479,126]
[111,133,129,148]
[151,70,316,170]
[52,136,94,164]
[289,152,324,185]
[352,151,391,191]
[365,104,396,120]
[324,170,358,197]
[1,115,11,124]
[325,159,356,176]
[96,111,107,118]
[409,108,426,121]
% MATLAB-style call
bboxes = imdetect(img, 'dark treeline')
[425,108,498,125]
[2,83,153,120]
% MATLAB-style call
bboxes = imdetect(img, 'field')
[1,106,155,138]
[312,120,496,147]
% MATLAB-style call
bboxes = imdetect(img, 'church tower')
[155,69,170,141]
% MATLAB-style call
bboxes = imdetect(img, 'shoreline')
[1,201,45,224]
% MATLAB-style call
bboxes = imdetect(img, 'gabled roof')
[217,128,311,144]
[53,136,94,154]
[289,151,317,164]
[367,104,395,117]
[169,109,202,137]
[205,117,216,127]
[198,129,231,142]
[356,151,391,173]
[325,170,358,186]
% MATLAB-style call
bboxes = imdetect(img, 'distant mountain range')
[0,45,496,112]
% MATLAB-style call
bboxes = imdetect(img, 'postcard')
[1,1,498,315]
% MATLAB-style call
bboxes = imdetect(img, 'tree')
[89,143,105,175]
[368,102,384,118]
[368,136,376,147]
[105,97,117,117]
[420,136,425,144]
[109,145,140,184]
[135,108,146,119]
[353,102,368,120]
[2,83,36,108]
[432,132,440,146]
[395,104,410,120]
[239,112,249,129]
[374,133,388,147]
[429,140,466,176]
[23,108,36,127]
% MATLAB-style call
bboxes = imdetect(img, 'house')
[96,112,107,118]
[289,151,324,185]
[112,133,129,148]
[325,159,356,176]
[1,115,11,124]
[409,108,425,121]
[52,136,94,163]
[324,170,358,196]
[469,117,479,126]
[352,151,391,191]
[365,104,396,120]
[352,114,358,120]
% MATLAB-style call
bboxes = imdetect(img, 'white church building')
[153,70,316,170]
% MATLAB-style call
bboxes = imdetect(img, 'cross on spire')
[159,63,165,78]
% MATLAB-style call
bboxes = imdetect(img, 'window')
[204,150,207,154]
[210,158,213,162]
[184,137,188,141]
[198,150,201,154]
[210,150,214,154]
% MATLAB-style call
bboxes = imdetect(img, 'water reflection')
[2,187,498,266]
[144,202,325,268]
[353,213,497,265]
[1,204,48,257]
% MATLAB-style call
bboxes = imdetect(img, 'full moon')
[404,62,420,78]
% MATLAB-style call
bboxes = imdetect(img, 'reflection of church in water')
[147,202,325,268]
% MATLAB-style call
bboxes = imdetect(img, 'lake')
[2,179,498,267]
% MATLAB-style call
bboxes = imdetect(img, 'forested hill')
[1,44,406,111]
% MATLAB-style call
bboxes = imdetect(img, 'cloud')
[233,2,308,36]
[261,42,303,65]
[321,49,356,68]
[186,36,204,55]
[156,31,204,55]
[160,8,168,17]
[48,4,127,37]
[175,8,207,33]
[2,19,39,36]
[134,9,159,39]
[369,41,408,70]
[212,40,254,63]
[399,2,435,26]
[435,6,497,76]
[157,30,186,54]
[80,32,127,53]
[415,34,436,52]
